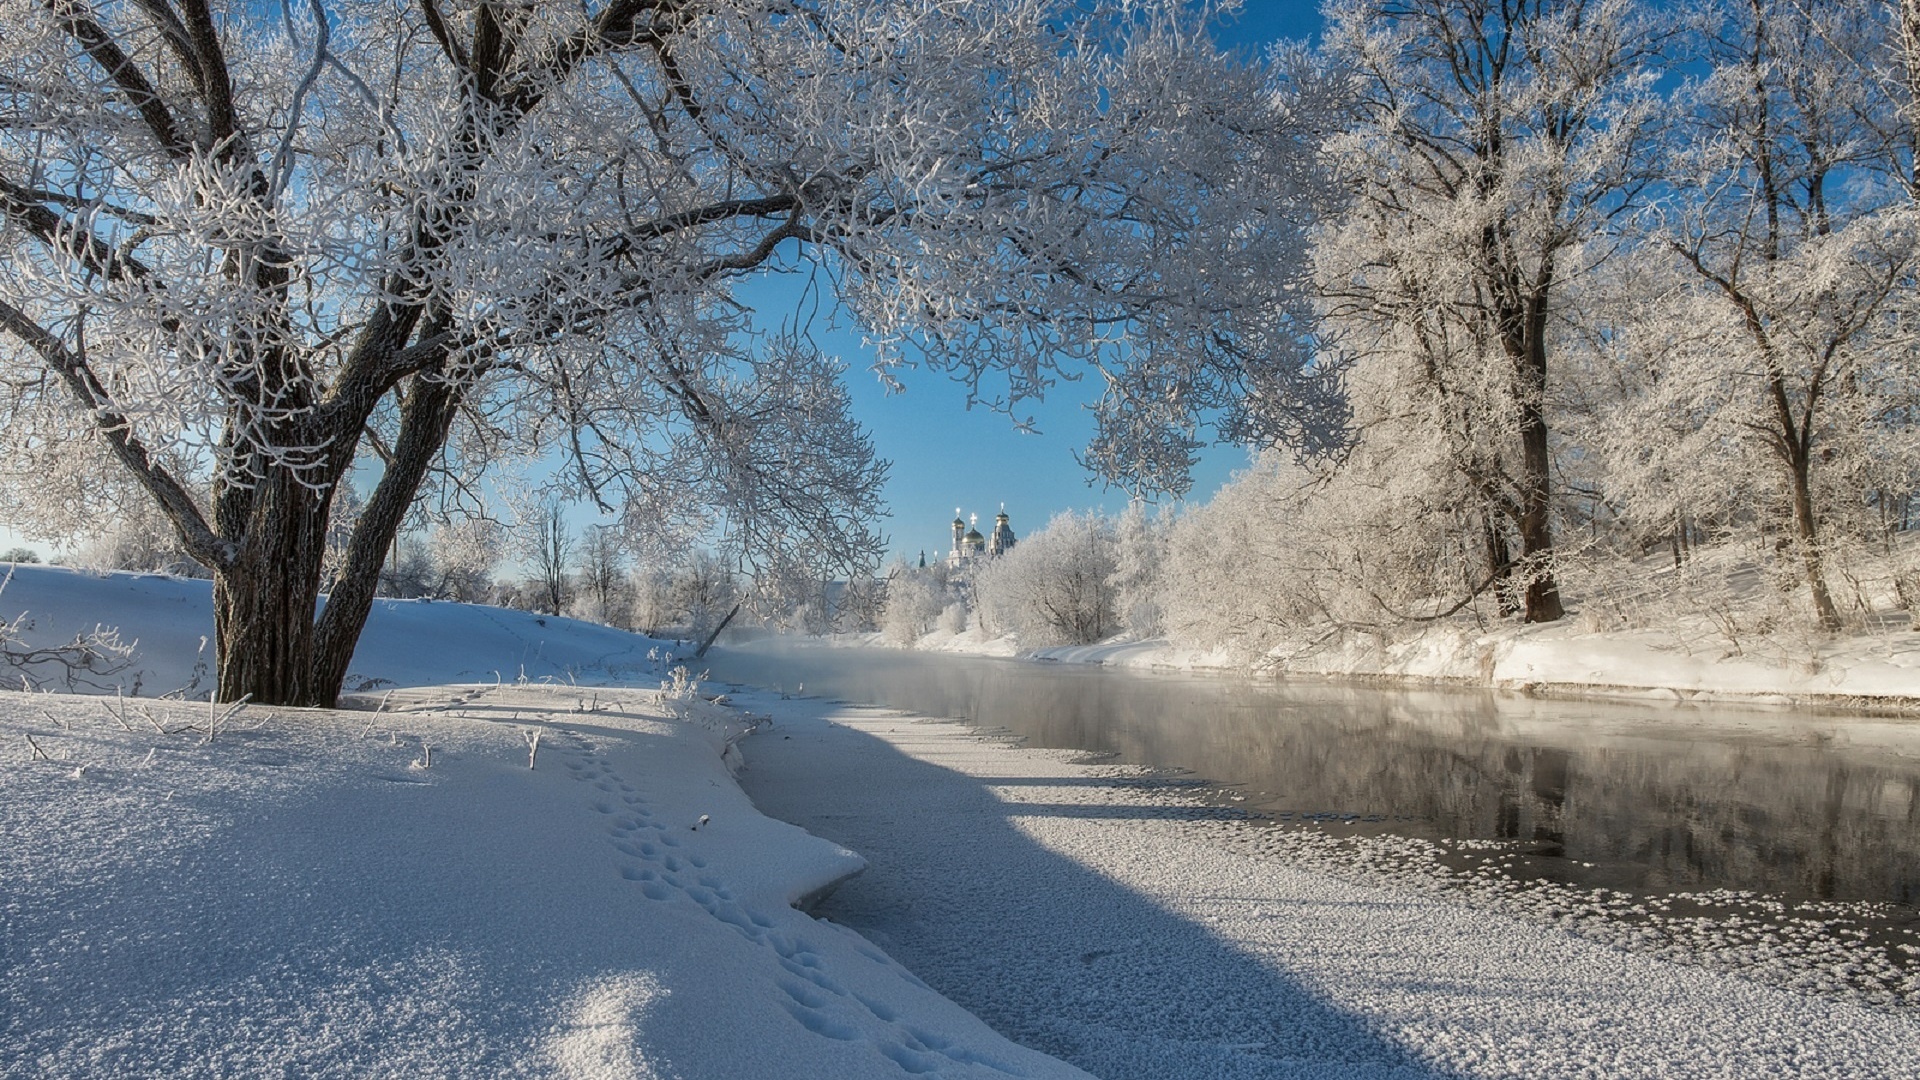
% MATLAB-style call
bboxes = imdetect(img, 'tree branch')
[46,0,193,157]
[0,299,230,568]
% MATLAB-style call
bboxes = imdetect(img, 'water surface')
[705,640,1920,909]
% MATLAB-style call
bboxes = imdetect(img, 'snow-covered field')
[0,568,1084,1078]
[8,565,1920,1078]
[0,564,664,696]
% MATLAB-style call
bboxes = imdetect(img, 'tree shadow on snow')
[740,713,1469,1080]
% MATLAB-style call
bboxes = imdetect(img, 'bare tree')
[528,505,571,618]
[576,525,627,625]
[0,0,1331,704]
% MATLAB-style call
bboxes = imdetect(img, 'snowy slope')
[0,564,662,697]
[0,568,1091,1079]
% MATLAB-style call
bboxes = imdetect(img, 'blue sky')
[791,0,1327,564]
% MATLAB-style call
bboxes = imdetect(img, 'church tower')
[987,506,1017,556]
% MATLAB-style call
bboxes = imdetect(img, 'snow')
[0,567,1085,1078]
[0,564,663,696]
[8,564,1920,1078]
[881,618,1920,711]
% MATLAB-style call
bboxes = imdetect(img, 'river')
[702,639,1920,911]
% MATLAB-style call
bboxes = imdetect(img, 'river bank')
[837,611,1920,714]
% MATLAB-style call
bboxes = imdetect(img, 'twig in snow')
[204,694,252,744]
[523,727,541,769]
[24,732,51,761]
[107,689,134,731]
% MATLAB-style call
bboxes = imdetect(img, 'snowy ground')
[0,568,1086,1078]
[10,566,1920,1077]
[0,564,663,696]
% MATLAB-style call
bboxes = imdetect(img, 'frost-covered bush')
[936,602,971,637]
[1109,502,1170,638]
[1160,448,1489,659]
[881,561,953,645]
[70,500,208,578]
[973,511,1118,647]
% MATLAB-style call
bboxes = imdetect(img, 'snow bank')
[0,568,1093,1078]
[0,564,664,696]
[893,619,1920,710]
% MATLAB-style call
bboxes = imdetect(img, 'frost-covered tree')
[973,510,1118,646]
[1647,0,1917,629]
[879,558,952,645]
[1314,0,1667,622]
[668,548,737,640]
[70,495,206,576]
[1108,500,1169,638]
[575,524,627,625]
[0,0,1330,705]
[377,536,435,598]
[424,516,500,603]
[627,565,676,637]
[524,503,571,617]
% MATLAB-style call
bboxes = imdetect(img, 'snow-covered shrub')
[972,511,1118,647]
[1109,501,1170,638]
[880,560,952,645]
[936,602,970,637]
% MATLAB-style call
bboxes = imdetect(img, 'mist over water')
[706,639,1920,908]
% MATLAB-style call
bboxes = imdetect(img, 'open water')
[704,639,1920,909]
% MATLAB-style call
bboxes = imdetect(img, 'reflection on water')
[705,641,1920,908]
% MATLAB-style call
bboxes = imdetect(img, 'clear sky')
[782,0,1328,564]
[1,1,1326,569]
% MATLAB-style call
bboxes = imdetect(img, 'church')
[928,507,1016,566]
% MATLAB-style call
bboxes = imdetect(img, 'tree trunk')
[1484,512,1519,617]
[1512,300,1565,624]
[310,381,461,704]
[213,473,331,705]
[1516,411,1565,623]
[1788,456,1843,632]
